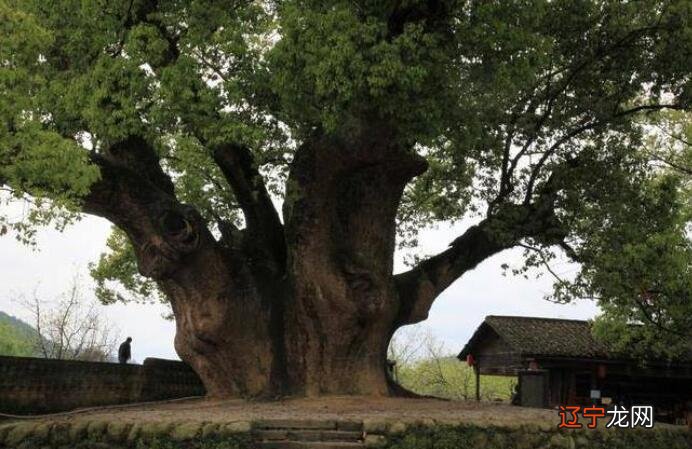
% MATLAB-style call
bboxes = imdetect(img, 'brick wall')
[0,355,205,414]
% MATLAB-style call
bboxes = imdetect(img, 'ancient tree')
[1,1,690,397]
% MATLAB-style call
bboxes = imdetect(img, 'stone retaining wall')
[0,355,205,414]
[0,418,689,449]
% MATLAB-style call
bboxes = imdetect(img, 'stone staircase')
[252,419,365,449]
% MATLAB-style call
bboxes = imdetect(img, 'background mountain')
[0,311,38,357]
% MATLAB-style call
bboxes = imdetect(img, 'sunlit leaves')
[268,1,456,141]
[0,1,52,66]
[4,127,100,197]
[124,24,173,68]
[82,56,154,144]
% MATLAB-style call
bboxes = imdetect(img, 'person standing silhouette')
[118,337,132,364]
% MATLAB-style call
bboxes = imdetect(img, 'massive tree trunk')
[80,133,564,398]
[279,133,427,396]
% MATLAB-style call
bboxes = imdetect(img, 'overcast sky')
[0,214,599,363]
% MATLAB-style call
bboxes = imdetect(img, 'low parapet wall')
[0,418,689,449]
[0,355,205,414]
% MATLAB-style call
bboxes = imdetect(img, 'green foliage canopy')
[0,1,690,355]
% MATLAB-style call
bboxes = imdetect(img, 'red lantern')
[466,354,475,366]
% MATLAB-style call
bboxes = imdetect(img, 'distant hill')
[0,311,39,357]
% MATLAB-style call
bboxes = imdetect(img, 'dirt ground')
[36,396,559,428]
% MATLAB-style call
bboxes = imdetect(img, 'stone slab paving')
[14,396,557,428]
[253,420,365,449]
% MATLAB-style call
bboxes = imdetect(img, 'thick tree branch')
[401,99,680,325]
[394,221,505,326]
[84,137,217,280]
[395,155,575,326]
[84,138,177,221]
[212,143,286,271]
[100,135,176,196]
[394,197,568,326]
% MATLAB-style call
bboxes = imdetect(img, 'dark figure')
[118,337,132,364]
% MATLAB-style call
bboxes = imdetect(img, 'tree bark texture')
[80,133,564,398]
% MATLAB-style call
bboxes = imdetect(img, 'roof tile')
[482,315,608,358]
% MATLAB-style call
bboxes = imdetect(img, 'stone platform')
[0,397,688,448]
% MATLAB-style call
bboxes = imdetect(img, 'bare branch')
[523,103,683,204]
[20,278,119,361]
[517,243,571,288]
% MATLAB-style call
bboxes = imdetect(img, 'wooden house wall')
[472,329,523,375]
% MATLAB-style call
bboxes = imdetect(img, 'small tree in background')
[389,326,515,401]
[21,277,119,362]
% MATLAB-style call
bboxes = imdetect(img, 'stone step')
[254,429,363,442]
[335,421,363,432]
[254,420,338,430]
[253,420,363,432]
[256,442,364,449]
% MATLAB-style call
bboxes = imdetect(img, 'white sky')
[0,215,599,362]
